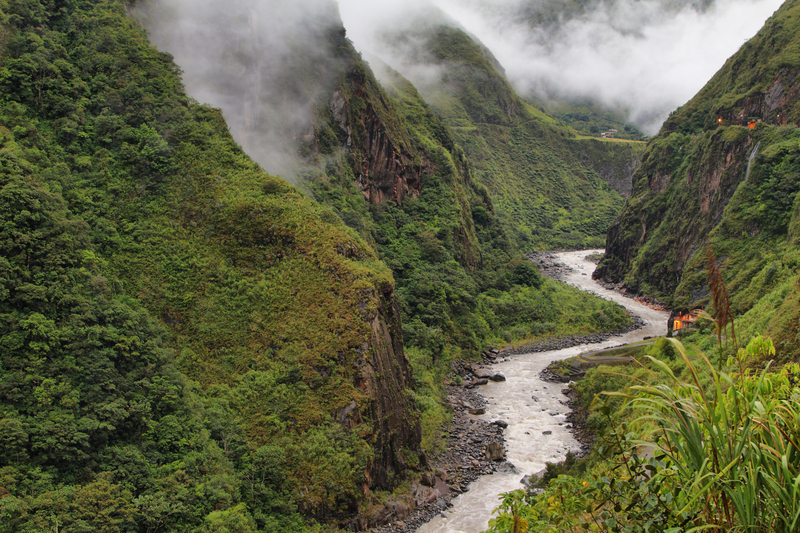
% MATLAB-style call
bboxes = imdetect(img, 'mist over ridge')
[339,0,785,134]
[133,0,347,181]
[131,0,785,179]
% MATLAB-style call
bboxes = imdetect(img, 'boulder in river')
[485,441,504,461]
[472,368,495,379]
[489,373,506,382]
[497,462,520,474]
[468,407,486,415]
[492,420,508,428]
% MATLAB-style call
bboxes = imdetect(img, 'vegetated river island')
[417,250,670,533]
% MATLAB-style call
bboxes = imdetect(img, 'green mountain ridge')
[0,0,635,530]
[0,1,420,529]
[597,0,800,360]
[371,21,645,249]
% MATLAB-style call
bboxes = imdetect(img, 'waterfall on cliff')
[745,141,760,182]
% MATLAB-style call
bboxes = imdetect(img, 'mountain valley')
[1,0,799,531]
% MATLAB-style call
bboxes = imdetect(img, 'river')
[417,250,670,533]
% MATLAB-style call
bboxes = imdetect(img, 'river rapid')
[417,250,670,533]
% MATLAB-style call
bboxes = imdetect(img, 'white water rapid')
[417,250,671,533]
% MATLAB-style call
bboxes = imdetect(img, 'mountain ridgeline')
[367,17,645,249]
[596,0,800,359]
[0,0,636,531]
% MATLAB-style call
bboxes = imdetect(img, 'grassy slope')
[597,0,800,360]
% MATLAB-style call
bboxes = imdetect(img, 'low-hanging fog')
[339,0,785,134]
[134,0,786,180]
[133,0,345,180]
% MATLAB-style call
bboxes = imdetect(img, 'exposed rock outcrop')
[359,287,424,489]
[331,78,425,204]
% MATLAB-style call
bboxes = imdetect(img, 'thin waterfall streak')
[745,141,760,182]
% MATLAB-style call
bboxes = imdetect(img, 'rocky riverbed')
[562,387,594,457]
[526,251,574,280]
[532,251,667,313]
[373,251,670,533]
[368,379,509,533]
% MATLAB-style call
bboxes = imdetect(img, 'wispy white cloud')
[133,0,344,180]
[339,0,784,134]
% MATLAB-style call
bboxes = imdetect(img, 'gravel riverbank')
[369,381,508,533]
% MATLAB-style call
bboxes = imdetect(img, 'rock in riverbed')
[485,441,505,461]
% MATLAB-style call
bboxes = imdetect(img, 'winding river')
[417,250,670,533]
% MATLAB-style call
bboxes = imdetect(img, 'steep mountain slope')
[596,0,800,358]
[136,0,633,361]
[0,1,637,531]
[369,21,644,249]
[296,20,635,451]
[0,0,421,529]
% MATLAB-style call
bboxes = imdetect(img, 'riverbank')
[412,251,670,533]
[369,383,507,533]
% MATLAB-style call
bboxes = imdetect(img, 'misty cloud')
[133,0,346,180]
[339,0,784,134]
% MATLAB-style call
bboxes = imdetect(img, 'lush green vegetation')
[548,101,648,141]
[598,0,800,361]
[0,0,420,529]
[378,24,640,250]
[487,333,800,532]
[503,2,800,530]
[0,0,641,530]
[300,40,634,456]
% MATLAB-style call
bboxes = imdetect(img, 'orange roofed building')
[672,309,702,332]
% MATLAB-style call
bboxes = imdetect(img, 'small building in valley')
[672,309,701,333]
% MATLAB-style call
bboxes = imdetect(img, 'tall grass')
[625,336,800,532]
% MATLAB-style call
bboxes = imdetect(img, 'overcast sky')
[338,0,784,134]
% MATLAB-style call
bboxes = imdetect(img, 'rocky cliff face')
[359,287,423,488]
[312,55,485,272]
[330,70,425,204]
[368,21,628,250]
[596,0,800,352]
[596,131,756,297]
[725,68,800,127]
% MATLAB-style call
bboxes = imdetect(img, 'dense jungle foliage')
[0,0,636,530]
